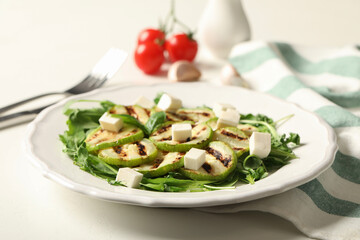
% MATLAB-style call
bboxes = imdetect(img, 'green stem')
[274,114,294,127]
[239,119,279,139]
[166,0,193,35]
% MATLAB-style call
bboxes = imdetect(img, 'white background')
[1,0,360,239]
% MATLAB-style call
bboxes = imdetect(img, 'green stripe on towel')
[298,179,360,218]
[267,75,306,99]
[332,151,360,184]
[311,87,360,108]
[275,43,360,79]
[315,105,360,127]
[230,47,277,73]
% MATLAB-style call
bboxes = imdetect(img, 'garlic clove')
[168,60,201,82]
[221,64,240,79]
[220,64,249,88]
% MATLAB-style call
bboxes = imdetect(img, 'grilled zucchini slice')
[98,138,157,166]
[206,118,258,137]
[150,122,213,152]
[214,127,249,157]
[152,108,215,123]
[179,141,237,181]
[205,117,217,130]
[175,108,215,123]
[109,105,151,124]
[165,112,186,122]
[135,151,184,177]
[237,124,258,136]
[85,124,144,152]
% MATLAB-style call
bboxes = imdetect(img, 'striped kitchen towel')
[201,41,360,240]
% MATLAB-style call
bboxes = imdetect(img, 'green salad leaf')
[140,175,213,192]
[111,111,166,137]
[237,154,268,184]
[60,100,119,181]
[145,111,166,134]
[236,113,300,183]
[110,114,149,134]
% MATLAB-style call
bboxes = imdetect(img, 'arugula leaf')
[204,171,239,190]
[67,109,103,133]
[243,154,262,170]
[63,99,115,116]
[60,100,119,182]
[100,100,116,110]
[236,154,269,184]
[240,113,274,124]
[140,176,214,192]
[145,111,166,134]
[239,114,278,139]
[271,133,300,155]
[240,114,300,159]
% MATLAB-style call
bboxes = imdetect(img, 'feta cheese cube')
[184,148,206,170]
[216,108,240,129]
[213,103,236,117]
[134,96,155,109]
[157,93,182,112]
[172,123,192,142]
[116,168,143,188]
[249,132,271,159]
[99,112,123,132]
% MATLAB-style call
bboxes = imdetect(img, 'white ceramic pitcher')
[197,0,251,59]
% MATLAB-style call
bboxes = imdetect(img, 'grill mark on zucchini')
[233,147,245,151]
[87,129,105,142]
[114,146,122,154]
[125,106,137,118]
[207,147,231,167]
[191,126,207,140]
[220,129,247,140]
[113,141,147,156]
[161,136,172,141]
[177,110,211,117]
[151,158,164,169]
[165,114,177,122]
[113,146,127,157]
[202,162,212,173]
[87,129,138,144]
[136,142,147,156]
[126,129,139,137]
[144,108,151,117]
[166,113,188,121]
[177,152,185,159]
[152,124,172,136]
[87,129,118,145]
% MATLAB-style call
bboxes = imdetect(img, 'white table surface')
[2,0,360,239]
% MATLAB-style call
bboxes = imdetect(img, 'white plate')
[24,82,337,208]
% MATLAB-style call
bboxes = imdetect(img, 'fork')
[0,48,127,129]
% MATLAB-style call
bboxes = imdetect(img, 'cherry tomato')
[137,28,165,46]
[165,33,198,62]
[134,42,165,74]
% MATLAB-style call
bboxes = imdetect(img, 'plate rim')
[24,82,338,207]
